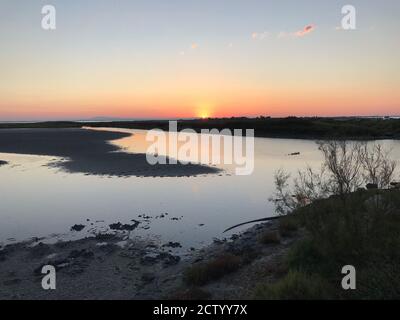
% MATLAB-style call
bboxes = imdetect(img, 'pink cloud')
[295,24,316,37]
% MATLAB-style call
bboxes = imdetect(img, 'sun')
[199,111,210,119]
[196,102,213,119]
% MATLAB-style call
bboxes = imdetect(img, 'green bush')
[278,216,299,237]
[258,190,400,299]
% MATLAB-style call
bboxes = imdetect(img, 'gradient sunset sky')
[0,0,399,121]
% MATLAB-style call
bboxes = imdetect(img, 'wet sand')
[0,128,219,177]
[0,220,300,300]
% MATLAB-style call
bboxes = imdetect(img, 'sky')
[0,0,399,121]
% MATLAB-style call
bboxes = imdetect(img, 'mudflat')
[0,128,219,177]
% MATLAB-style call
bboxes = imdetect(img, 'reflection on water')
[1,128,399,250]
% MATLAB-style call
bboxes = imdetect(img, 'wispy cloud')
[251,31,270,40]
[276,24,316,39]
[294,24,316,37]
[277,31,289,39]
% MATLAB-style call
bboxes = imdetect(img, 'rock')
[95,233,118,241]
[390,182,400,189]
[109,221,140,231]
[140,252,180,267]
[366,183,378,190]
[140,253,159,266]
[230,234,239,241]
[158,253,181,267]
[213,238,225,245]
[162,241,182,248]
[70,224,85,232]
[0,160,8,166]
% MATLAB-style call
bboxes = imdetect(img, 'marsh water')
[1,128,399,251]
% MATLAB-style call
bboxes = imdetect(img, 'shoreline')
[0,128,219,177]
[1,117,400,140]
[0,219,299,300]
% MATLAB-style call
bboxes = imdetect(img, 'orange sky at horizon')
[1,1,399,121]
[2,78,399,120]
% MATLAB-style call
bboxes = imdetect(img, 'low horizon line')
[1,114,400,124]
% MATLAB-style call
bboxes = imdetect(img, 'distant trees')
[271,140,398,214]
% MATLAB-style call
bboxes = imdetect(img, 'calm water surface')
[1,128,399,251]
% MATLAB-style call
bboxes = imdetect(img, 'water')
[1,128,399,250]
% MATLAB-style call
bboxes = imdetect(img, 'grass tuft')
[184,254,242,286]
[254,271,333,300]
[258,230,281,245]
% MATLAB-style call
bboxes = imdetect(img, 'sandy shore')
[0,128,219,177]
[0,220,301,300]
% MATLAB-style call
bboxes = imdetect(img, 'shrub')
[277,190,400,299]
[184,254,242,286]
[278,216,299,237]
[254,271,334,300]
[258,230,281,244]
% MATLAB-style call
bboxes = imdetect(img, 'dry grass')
[254,271,333,300]
[278,217,299,237]
[258,230,281,245]
[184,254,243,286]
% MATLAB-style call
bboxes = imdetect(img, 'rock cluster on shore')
[0,218,302,300]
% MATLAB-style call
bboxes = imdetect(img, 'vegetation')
[183,254,243,286]
[254,270,333,300]
[270,140,398,214]
[1,117,400,140]
[258,140,400,299]
[258,230,281,244]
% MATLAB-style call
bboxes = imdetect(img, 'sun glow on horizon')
[196,102,214,119]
